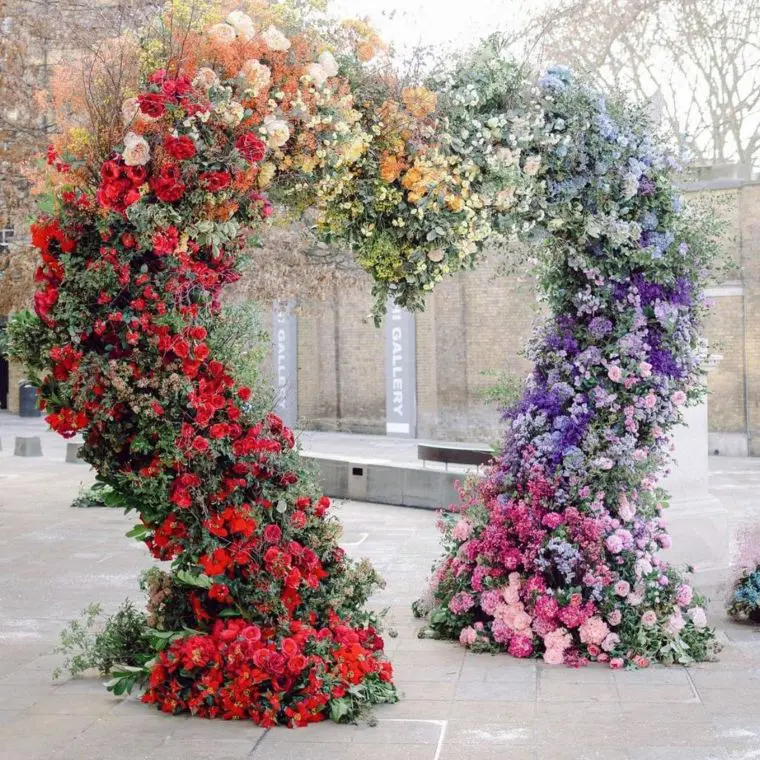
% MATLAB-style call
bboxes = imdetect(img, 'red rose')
[164,135,196,160]
[242,625,262,643]
[263,524,282,544]
[236,133,267,163]
[287,654,307,674]
[209,583,231,602]
[191,435,209,453]
[125,165,147,184]
[199,171,231,191]
[150,164,185,203]
[100,160,121,181]
[290,511,307,529]
[148,69,168,84]
[209,423,229,439]
[281,638,298,658]
[120,232,136,249]
[252,649,269,669]
[237,387,252,402]
[152,226,179,255]
[162,76,192,99]
[138,92,166,118]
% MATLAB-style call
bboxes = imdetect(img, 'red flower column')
[23,71,396,726]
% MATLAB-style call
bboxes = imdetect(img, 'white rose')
[494,187,515,210]
[689,606,707,630]
[262,115,290,148]
[522,154,541,176]
[261,25,290,51]
[209,23,236,45]
[305,63,328,87]
[192,67,220,91]
[226,10,255,40]
[318,50,339,77]
[225,101,245,127]
[239,60,271,96]
[495,147,515,167]
[122,131,150,166]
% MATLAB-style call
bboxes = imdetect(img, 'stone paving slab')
[1,419,760,759]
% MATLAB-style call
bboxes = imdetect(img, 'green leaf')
[175,569,213,589]
[126,524,151,541]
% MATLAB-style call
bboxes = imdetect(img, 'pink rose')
[609,657,625,670]
[605,534,623,554]
[675,584,693,606]
[543,648,564,665]
[607,609,622,626]
[614,580,630,597]
[508,635,534,658]
[641,610,657,628]
[607,365,623,382]
[459,626,477,646]
[671,390,687,406]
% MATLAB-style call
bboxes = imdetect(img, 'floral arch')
[10,0,716,728]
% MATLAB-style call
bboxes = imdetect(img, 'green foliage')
[205,301,274,417]
[53,600,154,680]
[480,369,522,409]
[5,309,48,384]
[70,482,118,509]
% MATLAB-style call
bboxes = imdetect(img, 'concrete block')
[14,436,42,457]
[304,456,347,498]
[402,468,448,509]
[65,442,85,464]
[366,464,404,505]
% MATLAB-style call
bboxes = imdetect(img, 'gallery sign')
[385,300,416,437]
[272,301,298,429]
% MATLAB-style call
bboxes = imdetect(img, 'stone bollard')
[14,436,42,457]
[65,441,85,464]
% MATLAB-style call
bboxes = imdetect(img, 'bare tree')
[526,0,760,169]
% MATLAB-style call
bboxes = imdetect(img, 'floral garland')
[13,4,396,726]
[414,63,719,667]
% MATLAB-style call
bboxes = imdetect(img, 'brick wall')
[290,179,760,450]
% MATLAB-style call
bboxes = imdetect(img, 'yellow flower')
[341,136,366,164]
[401,87,437,118]
[401,167,424,191]
[257,162,276,188]
[445,194,464,213]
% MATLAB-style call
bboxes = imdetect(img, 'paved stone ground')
[1,413,760,759]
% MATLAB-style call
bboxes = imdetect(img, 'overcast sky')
[329,0,542,53]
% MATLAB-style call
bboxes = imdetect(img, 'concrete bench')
[417,443,493,470]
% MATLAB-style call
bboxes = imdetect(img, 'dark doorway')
[0,321,7,409]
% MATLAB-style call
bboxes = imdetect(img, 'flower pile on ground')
[414,60,720,668]
[11,1,396,726]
